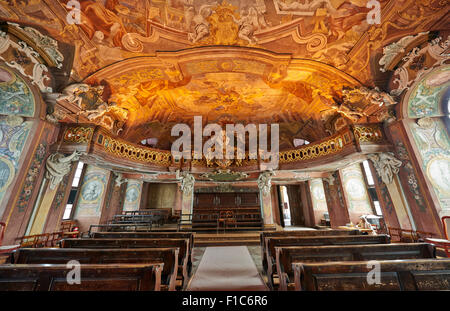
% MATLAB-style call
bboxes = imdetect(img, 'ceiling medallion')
[201,169,248,182]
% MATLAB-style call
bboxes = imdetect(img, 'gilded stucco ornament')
[177,170,195,195]
[368,152,403,185]
[45,151,82,190]
[58,83,129,135]
[113,172,128,187]
[257,170,274,196]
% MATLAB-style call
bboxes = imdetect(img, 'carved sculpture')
[178,171,195,195]
[57,83,128,135]
[342,86,396,108]
[187,3,216,43]
[323,174,335,185]
[257,170,274,196]
[368,152,403,184]
[113,172,127,187]
[232,7,259,45]
[45,151,81,190]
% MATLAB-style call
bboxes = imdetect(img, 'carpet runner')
[186,246,268,291]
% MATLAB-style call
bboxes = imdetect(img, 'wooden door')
[286,185,305,226]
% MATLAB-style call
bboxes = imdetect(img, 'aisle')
[186,246,268,291]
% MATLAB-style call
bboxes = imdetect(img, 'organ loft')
[0,0,449,294]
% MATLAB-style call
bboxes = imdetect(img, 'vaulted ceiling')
[2,0,449,150]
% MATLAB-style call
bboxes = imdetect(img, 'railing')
[16,231,80,248]
[58,123,389,169]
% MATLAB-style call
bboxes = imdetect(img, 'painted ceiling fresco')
[1,0,448,150]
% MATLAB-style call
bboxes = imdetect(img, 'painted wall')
[341,163,374,224]
[146,183,178,210]
[410,118,450,215]
[73,165,110,232]
[123,179,143,211]
[406,66,450,217]
[309,178,328,225]
[0,119,33,206]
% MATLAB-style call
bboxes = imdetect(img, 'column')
[368,153,413,230]
[257,171,274,225]
[179,172,195,219]
[299,181,315,227]
[322,171,350,228]
[99,172,128,224]
[26,151,81,235]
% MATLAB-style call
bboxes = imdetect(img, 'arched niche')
[402,64,450,217]
[0,64,43,214]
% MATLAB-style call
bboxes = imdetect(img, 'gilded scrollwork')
[57,83,129,135]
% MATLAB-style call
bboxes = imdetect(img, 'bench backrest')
[11,247,179,290]
[276,243,436,290]
[260,229,361,271]
[293,259,450,291]
[0,263,163,291]
[267,234,390,264]
[60,238,190,275]
[90,232,194,251]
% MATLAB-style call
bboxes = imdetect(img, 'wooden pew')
[89,231,195,274]
[0,263,163,291]
[10,247,179,291]
[260,229,361,272]
[276,243,436,291]
[265,234,390,289]
[292,258,450,291]
[60,238,190,287]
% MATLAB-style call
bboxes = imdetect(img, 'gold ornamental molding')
[57,123,390,172]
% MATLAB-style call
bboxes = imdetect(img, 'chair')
[217,211,237,233]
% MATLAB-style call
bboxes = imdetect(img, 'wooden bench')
[292,258,450,291]
[0,263,163,291]
[388,227,438,243]
[276,243,436,291]
[88,223,153,235]
[9,247,179,291]
[89,231,195,273]
[60,238,191,287]
[265,234,391,289]
[260,229,361,273]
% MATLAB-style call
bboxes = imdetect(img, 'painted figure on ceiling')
[76,0,128,47]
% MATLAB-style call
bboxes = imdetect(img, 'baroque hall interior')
[0,0,449,292]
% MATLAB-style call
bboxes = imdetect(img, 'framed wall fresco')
[309,178,327,210]
[123,180,143,212]
[74,165,109,217]
[407,66,450,119]
[0,66,35,118]
[341,163,373,216]
[0,119,33,207]
[410,118,450,210]
[406,65,450,212]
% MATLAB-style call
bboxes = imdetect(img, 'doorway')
[279,186,292,227]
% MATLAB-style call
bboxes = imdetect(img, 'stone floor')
[188,245,267,289]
